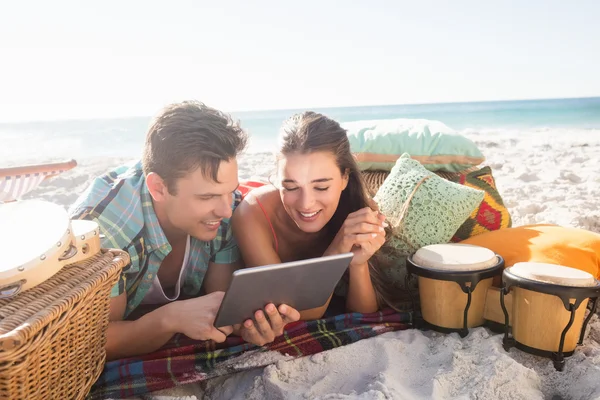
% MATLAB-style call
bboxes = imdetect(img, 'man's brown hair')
[142,100,247,194]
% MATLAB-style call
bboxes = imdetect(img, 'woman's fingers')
[346,208,388,227]
[347,208,380,223]
[279,304,301,324]
[254,310,274,340]
[349,232,380,243]
[336,207,388,251]
[345,222,385,235]
[347,207,373,217]
[264,304,284,335]
[350,230,386,249]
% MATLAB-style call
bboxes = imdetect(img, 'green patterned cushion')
[373,153,484,255]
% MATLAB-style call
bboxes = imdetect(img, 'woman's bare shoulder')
[232,185,281,257]
[234,185,279,220]
[241,185,279,207]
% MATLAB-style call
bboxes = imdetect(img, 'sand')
[16,127,600,400]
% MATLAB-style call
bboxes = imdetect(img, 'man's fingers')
[216,324,234,337]
[209,326,228,343]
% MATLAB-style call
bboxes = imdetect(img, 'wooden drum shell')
[512,287,588,353]
[419,276,493,329]
[407,244,505,335]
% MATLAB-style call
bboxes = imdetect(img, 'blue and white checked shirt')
[69,160,241,317]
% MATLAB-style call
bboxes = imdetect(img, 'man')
[70,101,300,360]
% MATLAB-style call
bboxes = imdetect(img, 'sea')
[1,97,599,164]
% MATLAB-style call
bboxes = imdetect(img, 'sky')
[0,0,598,122]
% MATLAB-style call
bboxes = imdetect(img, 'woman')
[232,112,391,320]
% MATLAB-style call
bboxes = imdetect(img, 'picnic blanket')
[88,309,412,400]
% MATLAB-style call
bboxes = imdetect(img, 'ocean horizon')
[1,96,599,163]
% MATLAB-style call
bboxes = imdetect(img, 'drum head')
[510,262,597,288]
[413,243,498,271]
[71,219,99,238]
[0,200,70,274]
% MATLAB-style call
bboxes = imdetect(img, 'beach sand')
[23,128,600,399]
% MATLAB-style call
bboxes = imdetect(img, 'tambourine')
[0,199,101,299]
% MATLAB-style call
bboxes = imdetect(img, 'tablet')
[213,252,353,327]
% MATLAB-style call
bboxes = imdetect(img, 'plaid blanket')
[88,309,412,400]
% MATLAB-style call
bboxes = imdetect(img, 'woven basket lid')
[509,262,596,287]
[412,243,498,271]
[361,170,389,196]
[360,169,466,197]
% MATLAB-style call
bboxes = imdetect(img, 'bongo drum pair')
[406,243,505,337]
[500,262,600,371]
[407,242,600,371]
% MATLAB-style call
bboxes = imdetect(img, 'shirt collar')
[140,179,171,254]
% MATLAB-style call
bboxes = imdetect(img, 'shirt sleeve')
[109,274,127,298]
[212,232,241,264]
[69,182,130,298]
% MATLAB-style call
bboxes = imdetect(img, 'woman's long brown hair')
[278,112,408,310]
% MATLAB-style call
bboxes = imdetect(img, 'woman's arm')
[232,197,332,320]
[345,263,378,313]
[323,207,386,314]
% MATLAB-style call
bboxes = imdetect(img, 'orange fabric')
[238,180,266,199]
[461,224,600,282]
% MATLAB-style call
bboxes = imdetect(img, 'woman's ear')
[341,168,350,191]
[146,172,169,202]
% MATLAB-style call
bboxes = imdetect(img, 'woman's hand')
[325,207,387,267]
[234,303,300,346]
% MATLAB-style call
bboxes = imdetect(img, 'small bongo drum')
[406,243,505,337]
[500,262,600,371]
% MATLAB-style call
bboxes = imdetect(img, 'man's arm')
[105,293,179,361]
[105,290,232,361]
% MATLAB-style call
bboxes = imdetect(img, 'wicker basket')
[361,168,478,197]
[0,249,129,400]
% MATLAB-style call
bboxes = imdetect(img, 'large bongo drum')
[406,243,505,337]
[500,262,600,371]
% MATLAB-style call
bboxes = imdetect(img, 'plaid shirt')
[69,160,241,317]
